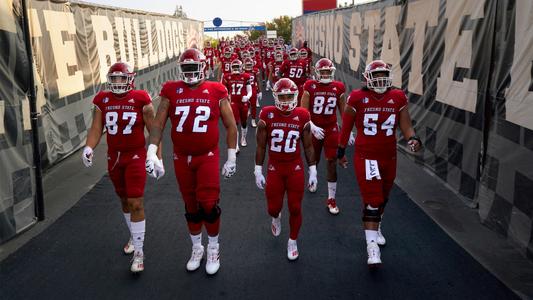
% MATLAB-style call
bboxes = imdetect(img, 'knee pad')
[202,205,221,223]
[184,209,203,224]
[362,205,381,223]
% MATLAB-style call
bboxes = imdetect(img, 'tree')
[246,16,292,42]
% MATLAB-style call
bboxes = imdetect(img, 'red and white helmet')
[288,48,299,61]
[243,58,254,71]
[107,62,135,94]
[178,48,206,85]
[240,50,250,60]
[315,58,336,84]
[273,78,298,112]
[363,60,392,94]
[274,51,284,62]
[298,48,308,59]
[223,46,232,58]
[231,59,243,74]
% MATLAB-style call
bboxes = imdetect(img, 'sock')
[327,181,337,199]
[208,235,219,246]
[365,230,378,244]
[130,220,145,255]
[190,233,202,246]
[241,127,248,137]
[123,213,132,235]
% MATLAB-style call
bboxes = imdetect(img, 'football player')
[267,51,284,92]
[146,48,238,275]
[243,58,262,128]
[279,48,309,105]
[301,58,355,213]
[222,59,253,150]
[254,78,317,261]
[203,41,215,78]
[83,62,161,273]
[217,46,238,82]
[337,60,422,267]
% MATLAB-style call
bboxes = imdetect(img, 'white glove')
[310,122,325,140]
[308,165,318,192]
[82,146,93,167]
[254,165,266,189]
[222,148,237,178]
[146,144,164,179]
[242,95,250,102]
[258,92,262,101]
[266,81,272,91]
[348,132,355,146]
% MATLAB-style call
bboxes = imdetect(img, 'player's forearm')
[148,126,163,146]
[85,126,103,149]
[255,146,266,166]
[226,125,237,149]
[304,144,316,166]
[339,111,355,148]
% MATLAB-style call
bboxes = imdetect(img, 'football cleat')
[206,243,220,275]
[123,237,134,255]
[377,224,386,246]
[251,119,257,128]
[130,252,144,273]
[186,244,204,272]
[271,214,281,237]
[367,242,382,267]
[308,184,317,193]
[327,198,340,215]
[287,239,299,261]
[241,134,247,147]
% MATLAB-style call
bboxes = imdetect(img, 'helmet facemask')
[179,62,205,85]
[107,72,134,94]
[316,68,335,84]
[274,90,298,112]
[364,70,392,94]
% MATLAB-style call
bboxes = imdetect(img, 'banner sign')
[292,0,533,259]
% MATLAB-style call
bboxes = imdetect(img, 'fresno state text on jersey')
[93,90,151,152]
[303,80,346,128]
[347,89,407,158]
[259,106,311,162]
[160,80,228,156]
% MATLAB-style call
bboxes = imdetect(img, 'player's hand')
[257,92,262,101]
[242,96,250,103]
[222,148,237,178]
[348,132,355,146]
[82,146,93,167]
[338,156,348,168]
[408,135,422,152]
[254,165,265,189]
[266,81,271,91]
[308,165,318,192]
[310,122,325,140]
[145,144,161,179]
[154,159,165,180]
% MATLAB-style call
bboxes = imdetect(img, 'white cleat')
[377,225,386,246]
[241,135,247,147]
[367,242,382,267]
[130,252,144,273]
[236,145,240,154]
[271,215,281,237]
[251,119,257,128]
[287,239,299,261]
[327,198,340,215]
[308,184,317,193]
[206,243,220,275]
[186,244,204,272]
[123,238,134,255]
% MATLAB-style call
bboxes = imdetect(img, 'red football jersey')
[259,106,311,162]
[222,73,252,103]
[269,60,284,83]
[159,80,228,156]
[303,79,346,128]
[204,47,215,58]
[245,68,260,93]
[347,88,408,158]
[93,90,151,152]
[279,59,308,87]
[219,54,238,75]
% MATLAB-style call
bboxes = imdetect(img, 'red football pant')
[353,154,397,209]
[173,148,220,236]
[231,101,249,126]
[265,159,305,240]
[249,93,258,120]
[108,148,146,198]
[312,124,339,164]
